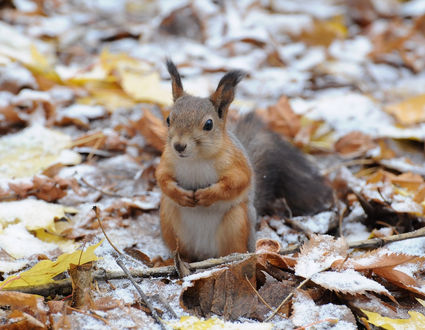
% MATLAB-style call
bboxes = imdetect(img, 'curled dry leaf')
[69,262,94,309]
[256,238,296,269]
[180,256,258,320]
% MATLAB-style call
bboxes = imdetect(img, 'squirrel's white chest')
[174,158,218,190]
[174,158,230,258]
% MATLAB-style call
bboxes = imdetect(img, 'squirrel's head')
[165,60,245,159]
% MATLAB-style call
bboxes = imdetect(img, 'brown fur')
[216,203,250,256]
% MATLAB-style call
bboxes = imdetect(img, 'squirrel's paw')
[194,188,216,207]
[173,187,196,207]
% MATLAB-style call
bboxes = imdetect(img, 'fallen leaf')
[0,199,76,232]
[0,240,102,289]
[258,96,301,138]
[311,269,395,301]
[362,308,425,329]
[69,262,94,308]
[132,109,167,152]
[180,256,258,320]
[0,291,48,324]
[298,15,348,47]
[386,95,425,125]
[167,316,273,329]
[0,125,81,179]
[295,235,348,278]
[334,131,376,157]
[1,309,47,329]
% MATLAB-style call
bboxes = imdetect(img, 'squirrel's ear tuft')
[210,70,246,119]
[166,59,184,102]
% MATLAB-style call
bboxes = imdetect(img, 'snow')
[295,236,347,278]
[292,211,336,234]
[0,223,60,259]
[0,62,37,90]
[387,237,425,257]
[292,291,356,329]
[311,269,391,296]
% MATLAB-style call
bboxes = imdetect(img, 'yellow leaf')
[0,241,102,289]
[67,50,171,107]
[28,45,62,85]
[0,199,77,232]
[77,88,136,111]
[34,229,79,253]
[168,316,273,329]
[0,125,81,179]
[385,94,425,126]
[362,309,425,330]
[299,15,348,47]
[120,69,171,106]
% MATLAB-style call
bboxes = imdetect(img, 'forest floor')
[1,0,425,329]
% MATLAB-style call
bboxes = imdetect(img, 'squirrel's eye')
[203,119,213,131]
[166,116,170,127]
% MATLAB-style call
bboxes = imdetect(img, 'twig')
[244,275,283,316]
[5,227,425,296]
[94,206,168,330]
[81,177,123,198]
[265,276,311,322]
[67,306,109,324]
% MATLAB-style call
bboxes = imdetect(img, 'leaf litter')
[0,0,425,329]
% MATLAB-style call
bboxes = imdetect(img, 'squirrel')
[155,60,334,261]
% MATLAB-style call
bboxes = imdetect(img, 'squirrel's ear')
[166,59,184,102]
[210,70,245,119]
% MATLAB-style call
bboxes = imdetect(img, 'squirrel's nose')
[174,143,187,153]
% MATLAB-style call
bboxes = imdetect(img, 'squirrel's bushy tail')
[234,112,334,216]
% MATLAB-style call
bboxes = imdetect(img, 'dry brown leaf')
[257,96,301,138]
[391,172,424,192]
[2,309,47,329]
[334,131,377,157]
[33,175,68,202]
[250,279,293,321]
[132,109,167,152]
[69,262,94,309]
[256,238,296,269]
[124,246,154,267]
[0,291,48,324]
[180,256,258,320]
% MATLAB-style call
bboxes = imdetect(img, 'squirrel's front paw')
[194,188,216,207]
[173,187,196,207]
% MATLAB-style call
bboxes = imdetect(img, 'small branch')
[94,206,168,330]
[5,227,425,296]
[81,177,123,198]
[265,276,311,322]
[244,275,280,316]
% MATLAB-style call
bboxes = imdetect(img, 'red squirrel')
[155,60,334,261]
